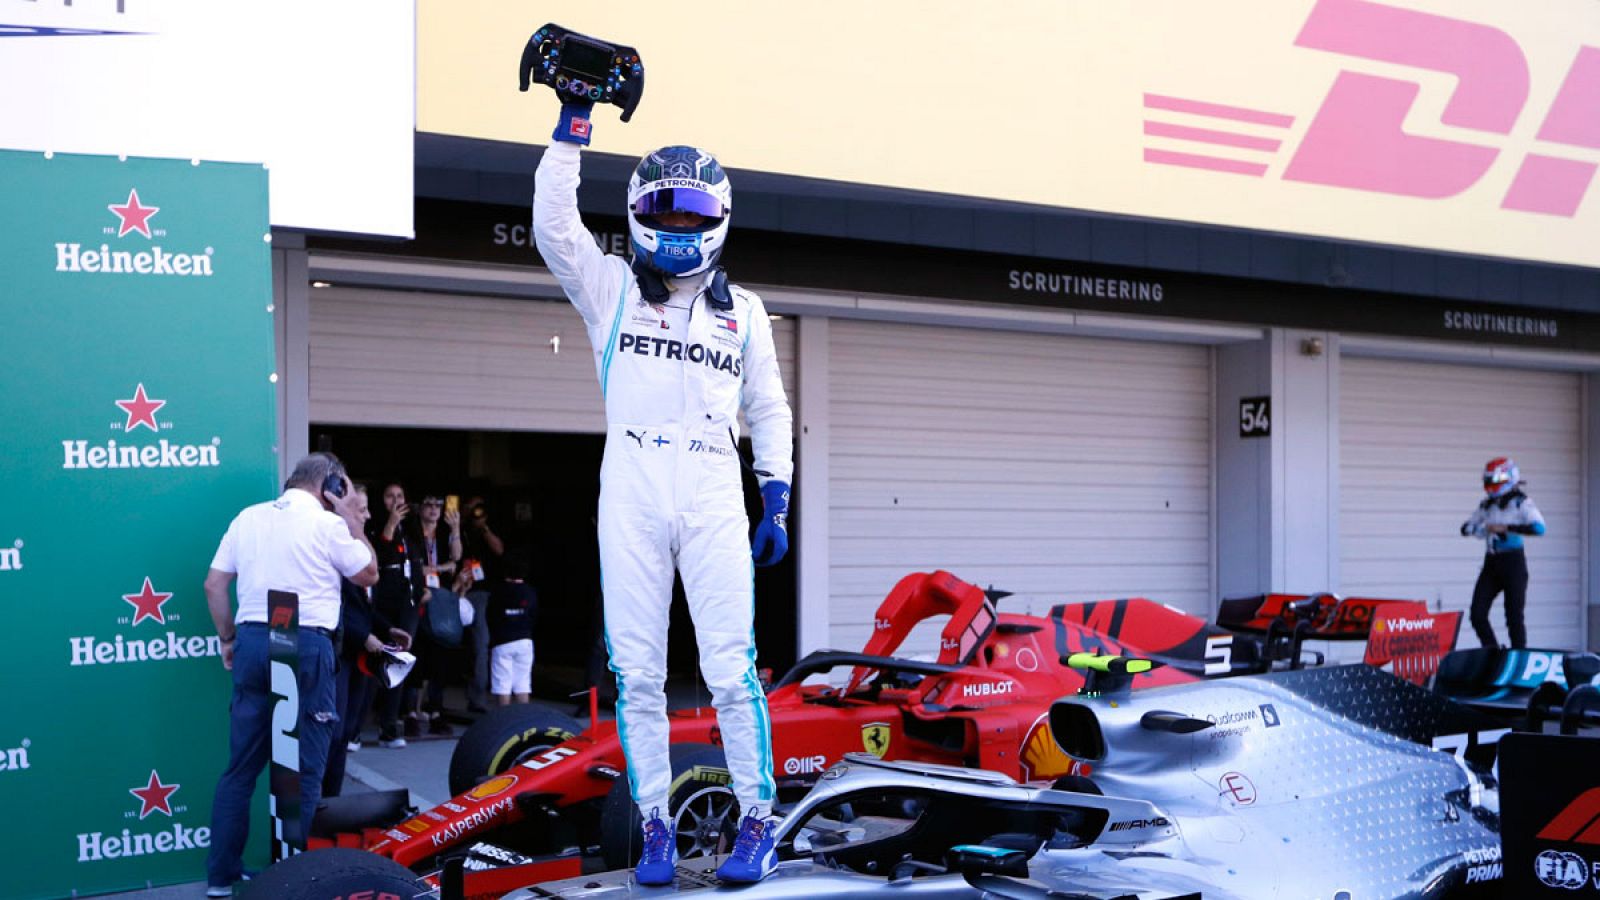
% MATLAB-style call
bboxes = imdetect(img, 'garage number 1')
[1239,397,1270,438]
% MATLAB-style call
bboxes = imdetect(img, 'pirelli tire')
[599,742,737,870]
[241,847,427,899]
[448,705,584,796]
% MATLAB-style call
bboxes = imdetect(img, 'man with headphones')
[534,95,792,884]
[202,452,378,897]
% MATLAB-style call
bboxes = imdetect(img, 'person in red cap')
[1460,457,1546,649]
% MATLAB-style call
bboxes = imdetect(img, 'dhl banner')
[420,0,1600,269]
[0,151,278,898]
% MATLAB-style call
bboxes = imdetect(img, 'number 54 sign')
[1240,397,1271,438]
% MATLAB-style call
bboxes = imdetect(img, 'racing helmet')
[627,145,731,277]
[1483,457,1520,496]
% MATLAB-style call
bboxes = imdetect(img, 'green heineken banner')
[0,150,277,898]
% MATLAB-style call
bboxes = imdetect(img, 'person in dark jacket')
[323,485,412,795]
[488,548,537,705]
[368,482,428,747]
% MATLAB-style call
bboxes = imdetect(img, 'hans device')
[322,472,347,500]
[519,23,644,122]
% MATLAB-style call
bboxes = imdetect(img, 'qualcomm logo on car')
[61,383,222,472]
[784,754,828,775]
[0,538,20,573]
[77,769,211,862]
[0,738,30,773]
[67,576,222,667]
[56,188,216,277]
[1535,849,1590,890]
[961,681,1016,699]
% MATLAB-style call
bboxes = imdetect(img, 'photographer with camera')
[532,44,792,884]
[201,452,378,897]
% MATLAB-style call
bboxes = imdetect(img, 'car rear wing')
[1218,592,1462,685]
[848,571,998,694]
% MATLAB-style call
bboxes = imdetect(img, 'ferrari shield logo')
[861,722,891,758]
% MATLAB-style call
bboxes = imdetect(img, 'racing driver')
[1461,457,1546,649]
[532,94,792,884]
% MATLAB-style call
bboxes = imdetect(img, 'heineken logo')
[115,383,165,433]
[122,577,174,627]
[77,769,210,862]
[0,738,29,773]
[70,575,215,665]
[61,385,221,470]
[55,188,215,277]
[69,632,223,666]
[109,189,159,239]
[0,539,19,573]
[129,770,180,819]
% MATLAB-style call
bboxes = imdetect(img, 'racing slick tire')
[1050,774,1102,794]
[599,742,737,870]
[242,847,427,899]
[448,705,584,796]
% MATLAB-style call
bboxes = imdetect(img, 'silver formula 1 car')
[498,662,1506,900]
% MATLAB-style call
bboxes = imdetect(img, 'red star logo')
[115,383,166,433]
[108,188,160,239]
[122,577,173,626]
[129,770,179,819]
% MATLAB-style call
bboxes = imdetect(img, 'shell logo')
[1019,712,1073,781]
[466,774,517,800]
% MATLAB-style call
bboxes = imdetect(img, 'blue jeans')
[206,623,337,887]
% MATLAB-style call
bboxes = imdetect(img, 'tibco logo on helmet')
[627,145,731,277]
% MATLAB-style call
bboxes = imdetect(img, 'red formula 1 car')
[308,571,1460,893]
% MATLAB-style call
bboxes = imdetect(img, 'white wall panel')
[828,319,1212,656]
[310,286,795,433]
[1340,357,1581,650]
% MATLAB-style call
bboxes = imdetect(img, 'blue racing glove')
[553,99,594,146]
[751,480,790,567]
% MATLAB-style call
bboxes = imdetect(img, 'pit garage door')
[828,319,1213,655]
[1340,356,1581,650]
[308,285,796,432]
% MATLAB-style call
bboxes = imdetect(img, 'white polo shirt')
[209,487,373,630]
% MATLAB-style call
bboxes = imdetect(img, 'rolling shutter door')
[1340,356,1581,650]
[309,285,796,432]
[828,319,1213,656]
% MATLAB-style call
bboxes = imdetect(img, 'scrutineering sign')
[0,150,278,899]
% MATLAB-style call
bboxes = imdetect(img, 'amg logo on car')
[784,755,828,775]
[961,682,1015,698]
[1108,817,1170,832]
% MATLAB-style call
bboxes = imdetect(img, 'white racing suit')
[533,141,791,819]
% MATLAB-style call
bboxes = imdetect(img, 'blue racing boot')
[715,809,777,883]
[635,809,677,886]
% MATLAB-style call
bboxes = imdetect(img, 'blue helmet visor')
[633,187,726,231]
